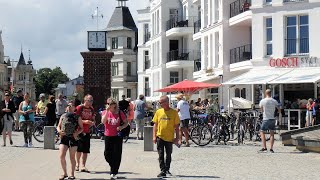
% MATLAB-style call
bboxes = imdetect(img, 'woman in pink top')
[101,98,128,179]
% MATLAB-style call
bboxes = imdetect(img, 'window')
[111,37,118,49]
[112,89,119,100]
[127,89,131,98]
[127,37,132,49]
[266,18,272,56]
[145,77,150,96]
[127,62,131,76]
[235,88,246,98]
[241,88,246,99]
[111,62,119,76]
[144,51,150,70]
[170,71,179,84]
[235,88,240,97]
[286,15,309,55]
[265,0,272,4]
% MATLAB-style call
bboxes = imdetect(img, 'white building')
[106,2,138,101]
[55,76,84,98]
[0,31,8,97]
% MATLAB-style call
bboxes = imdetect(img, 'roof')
[17,52,26,65]
[106,6,137,32]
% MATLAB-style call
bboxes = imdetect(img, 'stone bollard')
[144,126,154,151]
[44,126,56,150]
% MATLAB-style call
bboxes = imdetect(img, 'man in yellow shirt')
[36,93,47,116]
[153,95,180,178]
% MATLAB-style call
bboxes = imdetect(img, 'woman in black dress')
[43,95,56,126]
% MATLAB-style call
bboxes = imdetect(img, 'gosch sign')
[269,57,298,68]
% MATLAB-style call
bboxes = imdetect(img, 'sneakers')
[157,172,166,178]
[23,143,28,147]
[166,171,172,176]
[110,174,117,179]
[258,148,267,153]
[28,143,33,148]
[270,149,275,153]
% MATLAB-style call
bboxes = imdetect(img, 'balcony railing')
[144,32,151,43]
[285,38,309,56]
[166,16,197,31]
[283,0,305,2]
[194,19,201,34]
[144,60,150,70]
[194,59,201,72]
[230,0,251,18]
[167,49,199,63]
[230,44,252,64]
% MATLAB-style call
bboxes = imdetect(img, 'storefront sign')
[269,57,319,68]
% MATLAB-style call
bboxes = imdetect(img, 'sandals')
[68,176,76,179]
[80,167,90,173]
[75,166,79,171]
[59,175,68,180]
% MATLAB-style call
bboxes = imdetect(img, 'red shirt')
[103,110,126,137]
[75,105,95,134]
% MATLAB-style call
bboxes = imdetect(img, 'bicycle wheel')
[96,123,105,138]
[33,124,44,143]
[191,125,212,146]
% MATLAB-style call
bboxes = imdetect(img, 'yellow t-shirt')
[37,100,48,115]
[152,108,180,142]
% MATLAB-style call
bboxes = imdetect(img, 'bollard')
[144,126,154,151]
[44,126,56,149]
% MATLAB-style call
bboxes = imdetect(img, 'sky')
[0,0,149,79]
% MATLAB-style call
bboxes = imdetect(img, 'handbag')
[23,113,30,120]
[119,110,130,137]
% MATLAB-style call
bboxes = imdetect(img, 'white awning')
[223,68,293,85]
[195,75,220,82]
[269,67,320,84]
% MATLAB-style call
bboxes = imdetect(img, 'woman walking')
[101,98,128,179]
[306,98,313,127]
[57,103,83,180]
[18,93,36,147]
[126,98,134,134]
[1,92,16,146]
[43,95,56,126]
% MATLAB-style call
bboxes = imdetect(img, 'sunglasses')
[86,99,93,102]
[159,101,167,104]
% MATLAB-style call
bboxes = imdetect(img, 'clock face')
[88,31,106,50]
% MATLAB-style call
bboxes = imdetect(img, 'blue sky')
[0,0,148,79]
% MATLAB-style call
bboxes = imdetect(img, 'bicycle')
[33,116,60,144]
[89,123,105,140]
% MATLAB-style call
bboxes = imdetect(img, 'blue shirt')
[19,101,35,122]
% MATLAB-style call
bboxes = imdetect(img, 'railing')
[194,59,201,72]
[166,16,197,31]
[230,44,252,64]
[283,0,305,2]
[285,38,309,56]
[167,49,199,63]
[144,60,150,70]
[194,19,201,34]
[144,88,150,97]
[230,0,251,18]
[144,32,151,43]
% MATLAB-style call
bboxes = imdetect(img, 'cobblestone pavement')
[0,132,319,180]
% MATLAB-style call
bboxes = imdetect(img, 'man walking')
[259,89,279,153]
[134,94,146,140]
[119,95,130,114]
[56,93,68,125]
[12,90,24,131]
[153,95,180,178]
[176,94,190,147]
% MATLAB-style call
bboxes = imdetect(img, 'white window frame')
[266,17,272,56]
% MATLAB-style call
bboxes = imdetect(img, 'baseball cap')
[5,92,10,96]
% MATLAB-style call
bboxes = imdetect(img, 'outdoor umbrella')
[155,79,220,97]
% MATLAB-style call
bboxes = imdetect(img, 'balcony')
[166,16,197,38]
[144,32,151,44]
[194,19,201,34]
[166,49,198,69]
[229,0,252,26]
[285,38,309,56]
[230,44,252,64]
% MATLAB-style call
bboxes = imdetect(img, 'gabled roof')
[17,52,26,65]
[106,6,137,32]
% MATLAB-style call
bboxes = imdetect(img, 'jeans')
[157,137,173,172]
[104,136,123,175]
[134,118,145,138]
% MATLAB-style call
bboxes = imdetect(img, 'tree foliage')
[35,67,69,98]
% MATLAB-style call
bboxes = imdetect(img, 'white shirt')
[259,97,279,120]
[177,100,191,120]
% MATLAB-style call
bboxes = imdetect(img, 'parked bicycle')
[32,115,60,143]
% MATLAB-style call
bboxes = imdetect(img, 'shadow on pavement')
[80,178,163,180]
[176,175,220,178]
[90,171,139,175]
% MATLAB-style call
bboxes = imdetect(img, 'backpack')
[118,110,130,137]
[61,113,79,136]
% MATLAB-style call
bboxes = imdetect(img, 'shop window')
[235,88,240,97]
[241,88,246,99]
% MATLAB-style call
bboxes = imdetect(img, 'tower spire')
[91,6,104,31]
[117,0,128,7]
[27,49,32,65]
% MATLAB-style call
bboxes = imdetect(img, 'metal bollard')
[44,126,56,149]
[144,126,154,151]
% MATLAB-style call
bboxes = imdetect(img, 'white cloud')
[0,0,149,79]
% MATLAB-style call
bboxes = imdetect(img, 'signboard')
[269,57,319,68]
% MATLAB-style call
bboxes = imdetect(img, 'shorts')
[180,119,190,128]
[77,133,91,153]
[60,136,78,147]
[2,115,14,133]
[260,120,276,132]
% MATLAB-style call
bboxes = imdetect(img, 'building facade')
[0,31,8,98]
[106,2,138,101]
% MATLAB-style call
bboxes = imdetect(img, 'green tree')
[35,67,69,98]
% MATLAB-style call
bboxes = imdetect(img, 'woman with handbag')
[1,92,16,146]
[18,93,36,147]
[101,98,128,180]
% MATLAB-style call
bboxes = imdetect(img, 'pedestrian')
[75,94,95,173]
[101,98,128,180]
[119,95,130,114]
[57,102,83,180]
[153,95,180,178]
[305,98,313,127]
[1,92,16,146]
[259,89,279,153]
[126,98,134,134]
[134,94,146,140]
[176,94,190,147]
[18,93,36,147]
[12,89,24,131]
[43,95,57,126]
[73,93,82,108]
[36,93,47,116]
[56,93,68,126]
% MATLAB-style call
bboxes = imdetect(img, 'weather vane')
[92,6,104,31]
